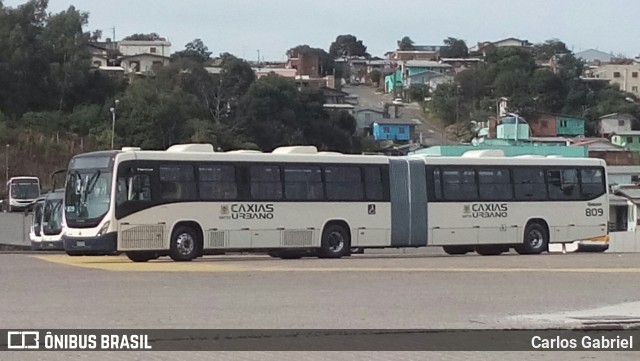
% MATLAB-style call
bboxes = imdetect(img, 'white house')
[599,113,636,137]
[118,40,171,58]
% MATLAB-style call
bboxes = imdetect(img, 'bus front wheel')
[318,224,350,259]
[515,222,549,255]
[169,226,201,262]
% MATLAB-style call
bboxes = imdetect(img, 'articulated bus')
[61,144,609,262]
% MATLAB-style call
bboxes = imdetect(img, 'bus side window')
[117,174,151,205]
[581,168,605,199]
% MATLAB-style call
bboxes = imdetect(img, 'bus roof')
[111,144,390,164]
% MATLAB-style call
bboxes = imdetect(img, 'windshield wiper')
[85,170,101,195]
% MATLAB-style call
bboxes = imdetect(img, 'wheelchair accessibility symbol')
[368,204,376,215]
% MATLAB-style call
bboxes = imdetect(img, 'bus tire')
[516,222,549,255]
[318,224,350,259]
[269,250,303,259]
[475,245,507,256]
[443,245,473,255]
[126,251,158,263]
[169,226,201,262]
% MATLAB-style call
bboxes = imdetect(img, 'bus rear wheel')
[515,222,548,255]
[443,245,474,255]
[169,226,201,262]
[318,224,350,259]
[126,251,159,263]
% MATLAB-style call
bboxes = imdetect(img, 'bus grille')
[120,225,165,250]
[207,231,227,248]
[282,230,314,246]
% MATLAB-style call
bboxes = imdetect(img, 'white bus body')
[5,176,41,212]
[61,144,609,261]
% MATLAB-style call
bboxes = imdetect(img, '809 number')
[585,208,604,217]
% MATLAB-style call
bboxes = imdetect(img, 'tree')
[440,37,468,58]
[398,36,415,51]
[172,38,212,63]
[237,74,356,152]
[42,5,91,111]
[123,32,165,41]
[533,39,570,61]
[370,69,381,86]
[329,34,369,58]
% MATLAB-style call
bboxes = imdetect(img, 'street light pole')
[110,99,119,150]
[5,144,8,185]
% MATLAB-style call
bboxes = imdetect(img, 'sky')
[4,0,640,61]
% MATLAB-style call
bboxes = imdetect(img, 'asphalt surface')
[1,251,639,360]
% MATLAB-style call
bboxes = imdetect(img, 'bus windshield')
[11,183,40,199]
[43,197,64,235]
[64,169,112,227]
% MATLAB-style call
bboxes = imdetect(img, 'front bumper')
[31,240,64,251]
[62,232,118,255]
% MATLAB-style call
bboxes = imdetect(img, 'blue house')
[372,119,418,141]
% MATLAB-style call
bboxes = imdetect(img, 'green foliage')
[370,69,381,85]
[407,84,429,102]
[329,34,369,58]
[440,37,468,58]
[172,39,212,63]
[123,32,165,41]
[533,39,569,61]
[398,36,415,51]
[237,74,357,152]
[429,43,640,138]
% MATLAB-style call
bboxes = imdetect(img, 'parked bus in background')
[3,176,41,212]
[29,170,67,250]
[28,197,46,246]
[61,144,609,262]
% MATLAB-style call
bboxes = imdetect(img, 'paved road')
[342,84,454,145]
[1,252,639,360]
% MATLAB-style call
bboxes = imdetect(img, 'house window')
[364,113,371,123]
[627,137,633,144]
[633,86,639,92]
[619,120,626,126]
[560,120,567,127]
[613,72,621,78]
[399,127,405,134]
[542,120,548,128]
[633,72,638,78]
[383,126,390,133]
[150,47,157,54]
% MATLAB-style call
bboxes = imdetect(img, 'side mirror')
[24,207,30,216]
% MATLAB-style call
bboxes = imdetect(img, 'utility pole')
[257,49,261,69]
[110,99,120,150]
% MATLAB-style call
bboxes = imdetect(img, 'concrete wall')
[0,213,31,246]
[609,231,640,252]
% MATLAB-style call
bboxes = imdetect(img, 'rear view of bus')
[4,176,41,212]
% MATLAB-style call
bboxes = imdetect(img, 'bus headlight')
[96,221,111,237]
